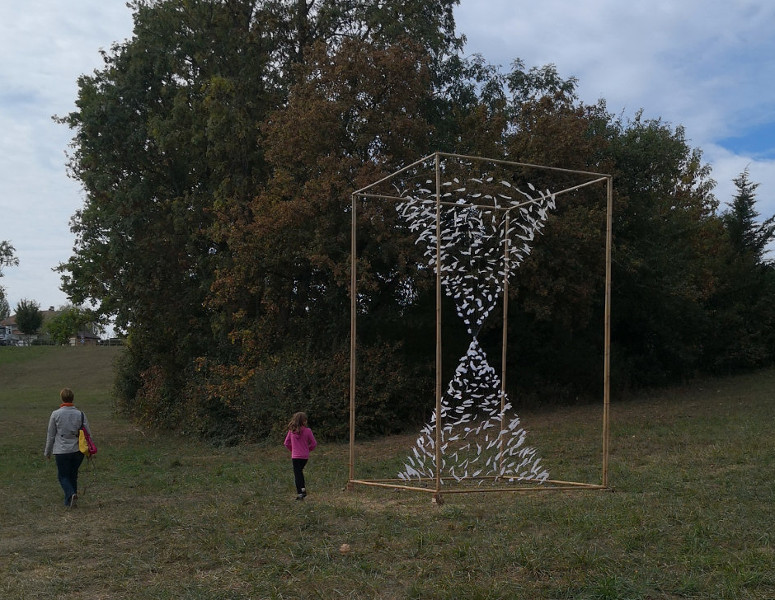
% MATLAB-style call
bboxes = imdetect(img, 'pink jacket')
[284,427,317,459]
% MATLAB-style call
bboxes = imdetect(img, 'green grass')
[1,346,773,599]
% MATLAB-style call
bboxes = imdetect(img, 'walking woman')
[44,388,93,508]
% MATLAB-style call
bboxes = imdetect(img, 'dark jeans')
[55,451,84,506]
[292,458,308,494]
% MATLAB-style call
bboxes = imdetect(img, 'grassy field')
[1,346,773,599]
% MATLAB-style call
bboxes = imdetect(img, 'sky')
[1,0,774,315]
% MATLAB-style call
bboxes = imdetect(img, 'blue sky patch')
[719,121,775,159]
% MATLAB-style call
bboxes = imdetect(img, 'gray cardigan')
[44,405,92,456]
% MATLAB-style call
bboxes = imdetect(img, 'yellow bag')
[79,428,90,454]
[78,411,97,456]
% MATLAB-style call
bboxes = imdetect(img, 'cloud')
[706,146,775,213]
[454,0,775,216]
[0,1,133,310]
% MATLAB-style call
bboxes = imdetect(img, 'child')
[284,412,317,500]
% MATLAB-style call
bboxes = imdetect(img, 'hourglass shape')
[396,174,556,485]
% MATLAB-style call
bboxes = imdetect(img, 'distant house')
[2,309,106,346]
[69,330,101,346]
[0,315,22,345]
[0,322,16,345]
[2,308,67,345]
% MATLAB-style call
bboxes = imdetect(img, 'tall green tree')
[59,0,463,436]
[15,299,43,343]
[256,0,460,71]
[603,113,720,386]
[0,295,9,322]
[704,169,775,369]
[205,37,438,437]
[0,241,17,272]
[722,168,775,264]
[59,0,774,440]
[45,306,99,346]
[0,241,19,320]
[59,0,278,426]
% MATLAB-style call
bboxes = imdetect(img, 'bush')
[190,341,434,443]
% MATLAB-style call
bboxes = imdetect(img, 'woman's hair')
[287,412,308,433]
[60,388,75,403]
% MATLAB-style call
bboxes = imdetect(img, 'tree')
[204,37,438,437]
[257,0,461,67]
[58,0,280,428]
[15,299,43,344]
[705,169,775,369]
[0,295,9,321]
[58,0,464,436]
[0,241,18,271]
[721,167,775,265]
[59,0,774,440]
[45,306,98,345]
[0,241,18,321]
[599,113,722,386]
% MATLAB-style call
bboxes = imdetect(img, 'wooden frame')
[348,152,613,503]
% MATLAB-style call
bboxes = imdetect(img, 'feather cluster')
[396,174,555,485]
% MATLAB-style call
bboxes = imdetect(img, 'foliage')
[59,0,281,424]
[0,240,18,273]
[14,299,43,337]
[604,113,722,386]
[0,294,9,322]
[62,0,457,438]
[722,167,775,264]
[0,241,18,321]
[60,0,775,440]
[44,305,99,345]
[203,36,439,439]
[704,169,775,370]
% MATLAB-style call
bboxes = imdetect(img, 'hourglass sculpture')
[348,152,613,503]
[395,173,556,487]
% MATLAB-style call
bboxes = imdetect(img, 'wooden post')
[499,210,510,475]
[348,193,357,489]
[434,153,443,503]
[602,176,613,488]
